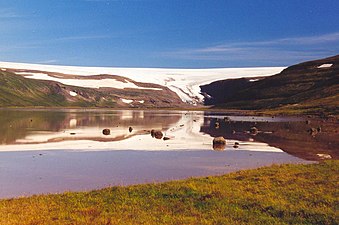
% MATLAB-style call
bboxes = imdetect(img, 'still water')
[0,109,337,198]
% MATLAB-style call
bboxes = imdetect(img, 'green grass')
[0,161,338,225]
[0,71,184,108]
[0,71,68,107]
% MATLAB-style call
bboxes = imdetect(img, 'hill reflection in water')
[0,109,337,161]
[2,109,330,198]
[0,109,283,153]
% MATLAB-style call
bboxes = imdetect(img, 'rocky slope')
[0,70,184,108]
[201,55,339,115]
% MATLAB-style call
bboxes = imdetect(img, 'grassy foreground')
[0,161,338,225]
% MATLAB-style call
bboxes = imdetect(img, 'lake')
[0,109,337,199]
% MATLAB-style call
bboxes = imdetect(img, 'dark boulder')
[250,127,258,135]
[154,131,163,139]
[151,130,163,139]
[213,137,226,151]
[102,129,110,135]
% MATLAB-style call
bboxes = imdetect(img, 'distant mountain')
[0,70,184,108]
[0,62,283,107]
[201,55,339,115]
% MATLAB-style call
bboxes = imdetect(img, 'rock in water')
[213,137,226,151]
[151,130,163,139]
[213,137,226,145]
[150,129,155,137]
[154,131,163,139]
[102,129,110,135]
[250,127,258,135]
[129,127,133,132]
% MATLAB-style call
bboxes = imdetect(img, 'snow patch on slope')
[0,61,285,104]
[317,63,333,68]
[69,91,78,97]
[15,72,162,90]
[121,98,133,104]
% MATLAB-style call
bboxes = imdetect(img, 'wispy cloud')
[0,34,112,55]
[36,59,59,64]
[266,32,339,45]
[84,0,119,1]
[0,8,23,19]
[161,32,339,65]
[54,35,112,42]
[0,44,40,52]
[194,32,339,53]
[84,0,145,2]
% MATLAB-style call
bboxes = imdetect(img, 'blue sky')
[0,0,338,68]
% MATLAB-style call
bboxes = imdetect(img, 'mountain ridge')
[201,55,339,115]
[0,61,284,105]
[0,55,338,115]
[0,70,184,108]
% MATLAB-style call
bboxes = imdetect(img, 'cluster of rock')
[101,125,252,150]
[102,126,133,136]
[212,137,241,151]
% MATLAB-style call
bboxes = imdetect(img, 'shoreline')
[1,105,337,118]
[0,106,310,117]
[0,149,311,199]
[0,160,336,224]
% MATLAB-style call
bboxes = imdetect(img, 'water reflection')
[0,109,181,144]
[2,109,336,198]
[201,114,338,160]
[0,109,337,160]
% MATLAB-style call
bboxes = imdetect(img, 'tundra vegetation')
[0,161,337,225]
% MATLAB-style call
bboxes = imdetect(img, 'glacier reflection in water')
[0,109,312,198]
[0,109,283,152]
